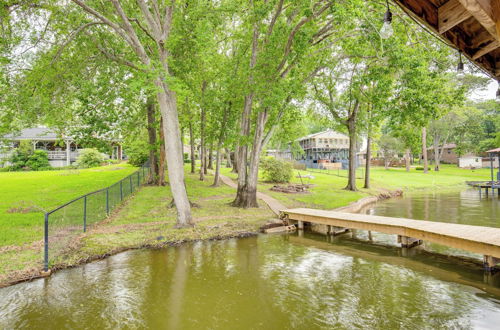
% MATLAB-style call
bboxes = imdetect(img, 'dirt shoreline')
[0,187,431,289]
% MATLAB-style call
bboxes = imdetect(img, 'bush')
[9,142,51,171]
[124,139,149,167]
[76,148,104,168]
[416,167,424,171]
[260,157,293,183]
[26,150,50,170]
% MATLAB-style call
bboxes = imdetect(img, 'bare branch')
[276,0,333,73]
[128,17,155,42]
[265,0,284,43]
[51,22,104,64]
[96,44,143,71]
[136,0,161,38]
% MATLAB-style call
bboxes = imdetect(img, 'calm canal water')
[1,188,500,329]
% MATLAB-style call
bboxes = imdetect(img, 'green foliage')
[8,141,51,171]
[25,150,50,171]
[75,148,104,168]
[260,157,293,183]
[124,139,149,167]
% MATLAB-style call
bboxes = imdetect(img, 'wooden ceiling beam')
[456,0,500,41]
[438,0,472,33]
[470,29,494,47]
[472,39,500,58]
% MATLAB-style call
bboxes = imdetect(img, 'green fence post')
[130,176,133,193]
[106,188,109,215]
[137,171,140,186]
[44,213,49,272]
[83,195,87,232]
[120,181,123,201]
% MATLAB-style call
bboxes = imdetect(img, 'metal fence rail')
[43,163,149,271]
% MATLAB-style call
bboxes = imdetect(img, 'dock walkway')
[282,208,500,269]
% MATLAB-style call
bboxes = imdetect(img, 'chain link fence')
[44,163,149,271]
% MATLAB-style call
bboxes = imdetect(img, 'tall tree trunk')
[204,152,208,174]
[233,22,258,207]
[422,127,428,174]
[70,0,191,227]
[199,84,206,181]
[231,148,238,173]
[208,145,213,170]
[364,126,371,189]
[189,121,195,174]
[146,97,159,184]
[213,148,222,187]
[345,101,359,191]
[158,116,166,186]
[225,148,232,168]
[384,156,389,170]
[433,132,440,171]
[233,111,267,208]
[405,148,411,172]
[156,85,191,227]
[212,104,230,187]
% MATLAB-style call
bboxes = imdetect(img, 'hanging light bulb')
[456,51,464,78]
[380,0,393,39]
[496,81,500,100]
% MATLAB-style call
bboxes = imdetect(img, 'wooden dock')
[281,208,500,269]
[466,181,500,197]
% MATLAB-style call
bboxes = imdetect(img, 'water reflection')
[2,234,500,329]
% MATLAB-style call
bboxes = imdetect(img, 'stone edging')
[333,189,403,214]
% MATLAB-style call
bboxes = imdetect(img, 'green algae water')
[1,188,500,329]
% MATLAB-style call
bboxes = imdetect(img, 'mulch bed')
[270,184,313,194]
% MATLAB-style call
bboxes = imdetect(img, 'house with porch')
[1,127,123,168]
[268,129,358,169]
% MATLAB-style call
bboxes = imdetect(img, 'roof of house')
[427,143,457,150]
[297,129,348,141]
[3,127,65,141]
[487,147,500,153]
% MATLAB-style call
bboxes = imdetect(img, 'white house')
[1,127,123,168]
[458,156,482,169]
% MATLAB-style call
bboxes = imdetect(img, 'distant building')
[269,129,355,169]
[427,143,460,164]
[458,156,482,169]
[1,127,123,168]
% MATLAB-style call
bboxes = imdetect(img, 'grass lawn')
[0,161,493,287]
[221,164,493,209]
[0,168,274,286]
[0,163,137,247]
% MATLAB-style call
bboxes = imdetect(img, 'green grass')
[0,161,493,287]
[0,163,137,247]
[0,167,274,285]
[221,164,493,209]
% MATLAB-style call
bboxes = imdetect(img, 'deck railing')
[43,163,150,271]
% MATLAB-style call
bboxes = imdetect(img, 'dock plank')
[282,208,500,258]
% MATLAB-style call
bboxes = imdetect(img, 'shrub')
[9,142,51,171]
[124,140,149,166]
[25,150,50,170]
[416,167,424,171]
[260,157,293,183]
[76,148,104,168]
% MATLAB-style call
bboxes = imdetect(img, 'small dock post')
[484,255,500,272]
[328,226,349,236]
[298,220,304,230]
[397,235,422,248]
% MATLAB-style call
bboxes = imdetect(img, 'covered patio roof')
[394,0,500,79]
